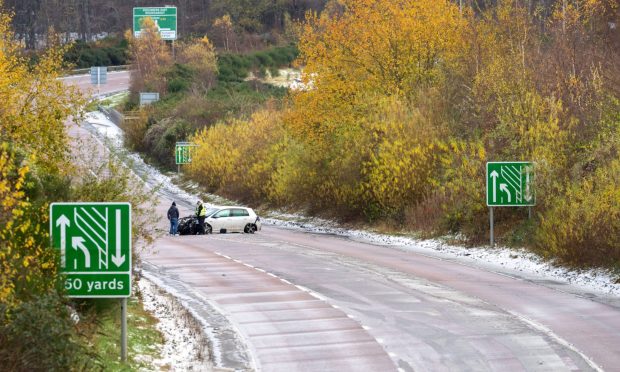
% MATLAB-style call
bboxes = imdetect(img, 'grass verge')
[87,295,164,371]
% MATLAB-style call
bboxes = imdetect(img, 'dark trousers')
[169,218,178,235]
[197,216,206,234]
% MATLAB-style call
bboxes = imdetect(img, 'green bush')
[166,64,193,93]
[64,38,128,68]
[0,294,95,371]
[217,44,299,82]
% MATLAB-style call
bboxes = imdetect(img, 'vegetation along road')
[70,69,620,371]
[2,0,619,371]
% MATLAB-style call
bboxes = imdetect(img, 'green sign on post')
[175,142,195,165]
[133,7,177,40]
[487,162,535,206]
[50,203,131,298]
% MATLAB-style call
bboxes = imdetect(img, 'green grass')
[89,297,164,371]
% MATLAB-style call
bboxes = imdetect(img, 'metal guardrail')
[97,105,124,127]
[69,65,130,76]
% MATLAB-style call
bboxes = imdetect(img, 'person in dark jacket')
[167,201,180,236]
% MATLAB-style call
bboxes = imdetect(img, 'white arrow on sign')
[72,236,91,268]
[111,209,126,267]
[500,183,511,203]
[56,215,70,268]
[524,167,533,202]
[490,170,499,203]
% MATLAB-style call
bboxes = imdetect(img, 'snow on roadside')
[86,107,620,298]
[138,276,213,371]
[264,215,620,297]
[86,106,620,370]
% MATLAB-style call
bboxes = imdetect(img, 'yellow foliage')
[178,36,218,93]
[0,8,80,308]
[189,107,288,201]
[538,158,620,266]
[125,17,173,95]
[0,13,83,173]
[0,146,56,308]
[299,0,466,98]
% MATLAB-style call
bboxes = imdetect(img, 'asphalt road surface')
[67,73,620,372]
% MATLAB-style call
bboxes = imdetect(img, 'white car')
[205,206,261,234]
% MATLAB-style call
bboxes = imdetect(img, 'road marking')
[506,310,603,372]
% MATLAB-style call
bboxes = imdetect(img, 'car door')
[230,208,250,232]
[210,208,231,232]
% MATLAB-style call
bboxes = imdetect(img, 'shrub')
[64,38,128,68]
[0,294,94,371]
[217,44,299,82]
[536,158,620,267]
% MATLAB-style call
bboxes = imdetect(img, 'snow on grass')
[85,108,619,345]
[138,276,212,371]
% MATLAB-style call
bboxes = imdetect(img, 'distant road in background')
[62,70,130,97]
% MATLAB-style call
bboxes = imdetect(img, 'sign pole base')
[121,298,127,362]
[489,207,494,247]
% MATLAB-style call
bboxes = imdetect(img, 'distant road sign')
[175,142,196,164]
[139,92,160,106]
[90,66,107,85]
[50,203,131,298]
[133,7,177,40]
[487,162,535,207]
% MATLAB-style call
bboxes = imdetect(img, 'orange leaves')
[299,0,466,98]
[126,17,173,95]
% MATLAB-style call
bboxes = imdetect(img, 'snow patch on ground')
[138,276,213,371]
[85,109,620,298]
[264,215,620,298]
[84,108,619,370]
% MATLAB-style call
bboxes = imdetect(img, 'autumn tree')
[178,36,218,93]
[299,0,466,98]
[125,16,172,97]
[0,6,93,368]
[213,14,237,52]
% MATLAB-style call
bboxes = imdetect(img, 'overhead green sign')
[50,203,131,298]
[133,7,177,40]
[487,162,535,207]
[175,142,196,164]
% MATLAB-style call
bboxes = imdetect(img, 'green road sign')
[133,7,177,40]
[175,142,196,164]
[487,162,535,207]
[50,203,131,298]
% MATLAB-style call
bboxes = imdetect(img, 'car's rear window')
[232,209,249,217]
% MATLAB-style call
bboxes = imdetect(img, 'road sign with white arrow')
[486,162,535,207]
[50,203,131,298]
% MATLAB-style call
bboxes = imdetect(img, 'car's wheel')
[205,224,213,234]
[244,224,256,234]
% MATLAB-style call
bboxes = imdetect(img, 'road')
[67,73,620,372]
[62,70,130,97]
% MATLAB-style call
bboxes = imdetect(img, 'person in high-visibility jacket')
[195,200,207,234]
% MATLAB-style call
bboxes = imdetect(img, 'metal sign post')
[50,202,132,362]
[90,67,108,96]
[486,162,535,247]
